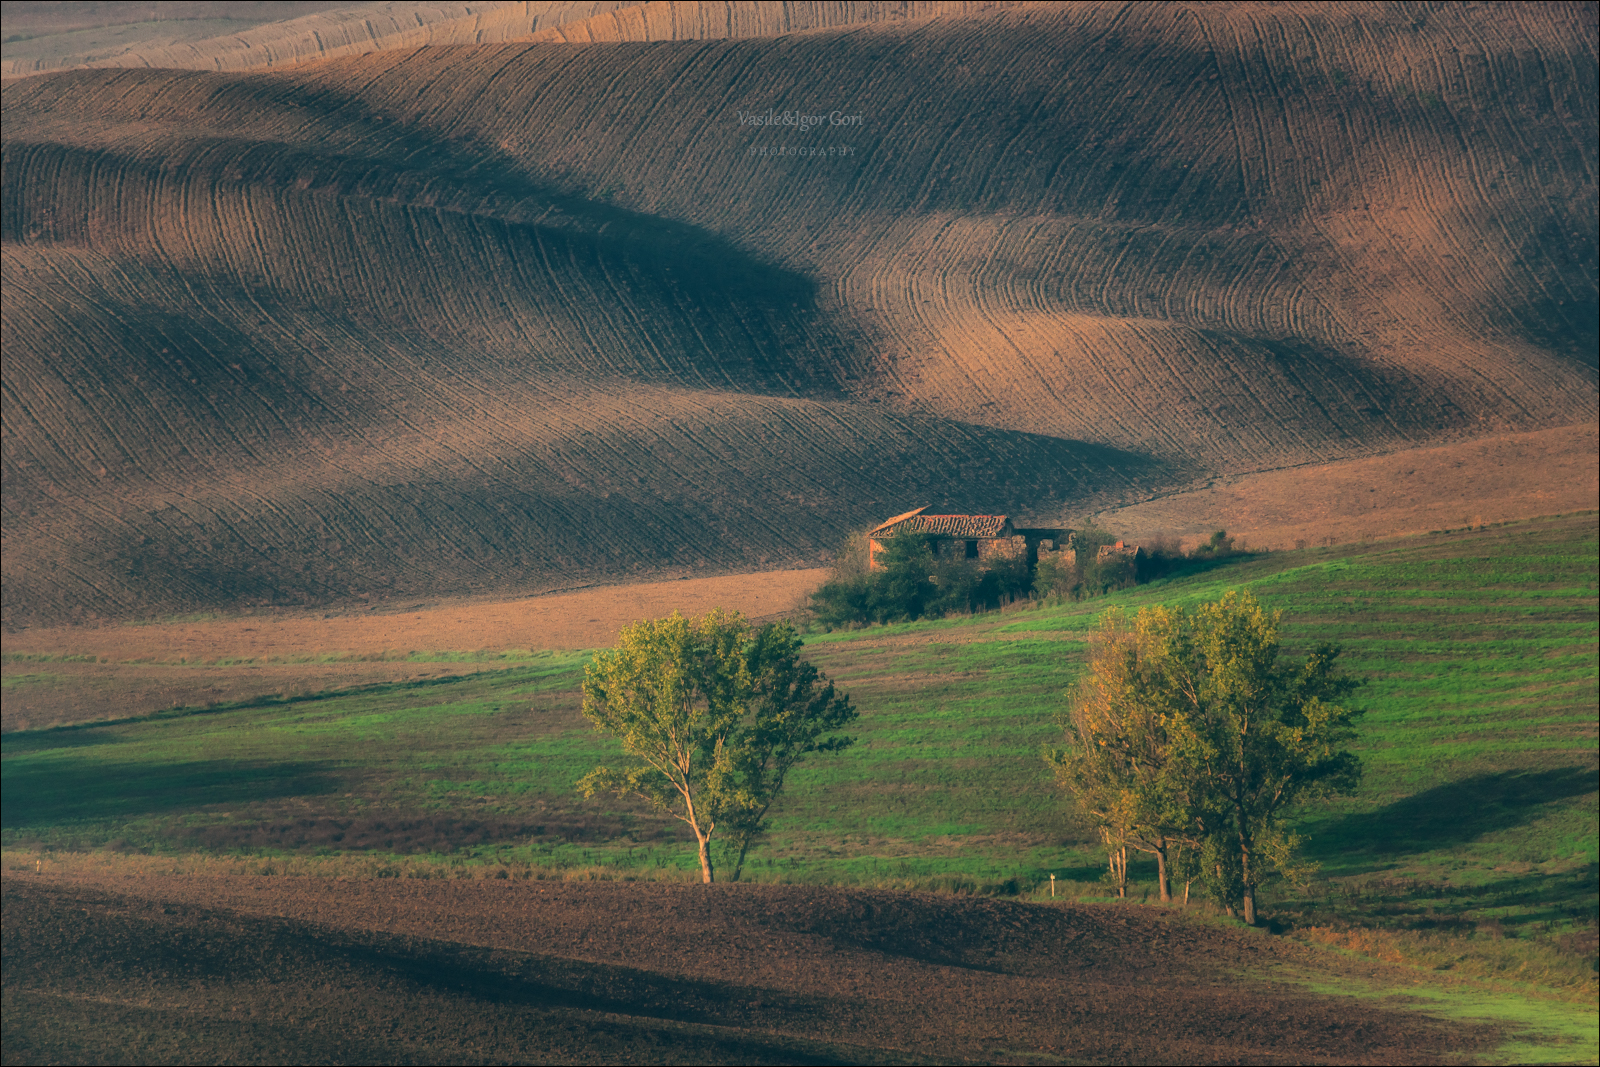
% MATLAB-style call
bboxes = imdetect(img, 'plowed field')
[3,1,1595,626]
[1,872,1501,1065]
[1088,422,1599,548]
[2,2,994,80]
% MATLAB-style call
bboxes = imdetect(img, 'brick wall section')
[978,535,1028,562]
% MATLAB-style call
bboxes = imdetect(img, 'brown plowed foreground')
[3,1,1595,626]
[0,873,1497,1065]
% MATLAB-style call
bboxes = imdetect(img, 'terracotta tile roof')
[871,509,1011,539]
[869,506,929,534]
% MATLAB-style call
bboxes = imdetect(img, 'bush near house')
[811,531,1033,626]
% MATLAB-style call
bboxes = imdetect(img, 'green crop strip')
[4,516,1595,923]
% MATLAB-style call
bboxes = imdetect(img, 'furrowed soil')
[1,2,991,80]
[1,871,1501,1066]
[1086,423,1598,549]
[4,1,1595,628]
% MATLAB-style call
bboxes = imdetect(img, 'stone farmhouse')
[867,507,1064,570]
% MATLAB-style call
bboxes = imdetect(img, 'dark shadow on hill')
[1273,862,1600,935]
[0,726,124,752]
[0,759,343,829]
[170,806,692,854]
[1305,767,1599,861]
[1140,550,1270,585]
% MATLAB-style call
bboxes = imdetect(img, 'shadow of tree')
[1,759,343,828]
[0,727,124,753]
[1306,766,1598,860]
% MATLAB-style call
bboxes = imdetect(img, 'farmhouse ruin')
[867,507,1065,570]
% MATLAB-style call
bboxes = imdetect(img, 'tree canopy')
[1047,590,1362,923]
[811,530,1032,626]
[578,609,856,883]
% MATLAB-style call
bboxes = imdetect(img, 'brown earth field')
[4,1,1596,629]
[0,3,1002,80]
[1086,422,1599,550]
[1,871,1505,1066]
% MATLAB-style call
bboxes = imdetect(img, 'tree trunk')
[1216,862,1234,918]
[1154,837,1171,903]
[728,800,774,883]
[1237,821,1256,925]
[696,832,715,883]
[729,830,753,883]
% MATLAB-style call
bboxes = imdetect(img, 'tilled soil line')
[2,873,1497,1065]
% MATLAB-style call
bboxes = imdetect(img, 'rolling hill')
[3,0,1595,626]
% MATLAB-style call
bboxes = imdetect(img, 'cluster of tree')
[813,526,1253,628]
[576,593,1355,925]
[1034,528,1245,601]
[577,610,856,883]
[809,531,1033,627]
[1044,591,1362,925]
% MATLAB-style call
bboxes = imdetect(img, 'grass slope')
[5,514,1593,932]
[4,1,1595,624]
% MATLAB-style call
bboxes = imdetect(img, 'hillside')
[3,1,1596,625]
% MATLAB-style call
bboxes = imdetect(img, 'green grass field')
[5,515,1596,970]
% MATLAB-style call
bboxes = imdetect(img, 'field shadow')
[1277,861,1600,934]
[1456,862,1600,926]
[0,727,123,753]
[0,758,342,829]
[1141,550,1271,585]
[1307,766,1598,860]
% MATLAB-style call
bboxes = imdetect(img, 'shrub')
[1191,529,1240,559]
[815,523,1251,626]
[812,531,1032,626]
[1034,527,1132,600]
[811,531,935,626]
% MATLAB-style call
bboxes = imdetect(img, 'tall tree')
[1045,609,1194,901]
[578,610,856,883]
[1048,592,1362,923]
[578,610,748,883]
[721,623,857,881]
[1145,591,1363,924]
